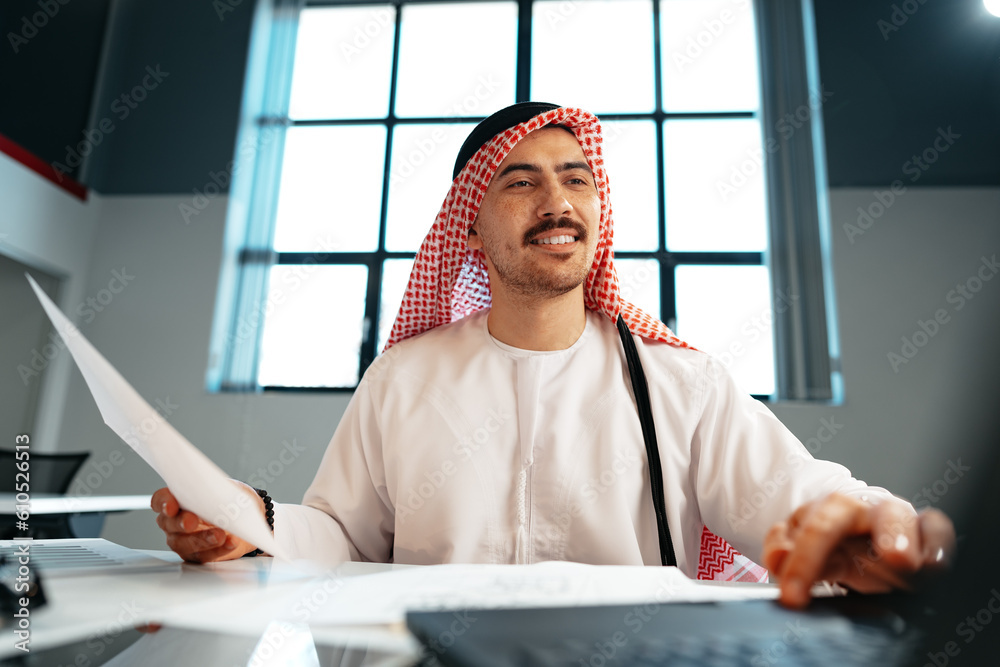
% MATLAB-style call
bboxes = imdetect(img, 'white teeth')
[534,235,577,245]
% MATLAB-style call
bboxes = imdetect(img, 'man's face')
[469,126,601,300]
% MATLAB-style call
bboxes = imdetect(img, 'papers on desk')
[27,275,287,561]
[303,562,782,626]
[156,561,784,635]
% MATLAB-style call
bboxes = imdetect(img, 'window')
[209,0,838,401]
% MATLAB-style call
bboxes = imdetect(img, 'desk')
[0,539,793,666]
[0,544,420,666]
[0,493,152,539]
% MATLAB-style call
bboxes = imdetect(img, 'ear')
[467,224,483,250]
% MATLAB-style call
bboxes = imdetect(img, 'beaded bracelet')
[242,487,274,558]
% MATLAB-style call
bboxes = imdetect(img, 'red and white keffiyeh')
[384,105,767,583]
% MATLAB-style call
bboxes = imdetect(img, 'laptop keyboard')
[621,626,918,666]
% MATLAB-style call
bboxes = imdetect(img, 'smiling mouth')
[530,234,579,246]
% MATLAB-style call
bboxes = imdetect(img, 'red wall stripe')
[0,132,88,202]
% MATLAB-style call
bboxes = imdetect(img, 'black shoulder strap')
[616,315,677,567]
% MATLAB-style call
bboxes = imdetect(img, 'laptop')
[407,447,1000,666]
[0,538,180,578]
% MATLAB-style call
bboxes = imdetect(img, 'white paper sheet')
[27,274,286,560]
[295,562,784,626]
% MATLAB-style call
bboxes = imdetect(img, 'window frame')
[208,0,838,402]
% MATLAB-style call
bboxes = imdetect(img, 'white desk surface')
[0,546,418,662]
[0,493,152,514]
[2,542,800,664]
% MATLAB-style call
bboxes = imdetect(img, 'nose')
[536,179,573,219]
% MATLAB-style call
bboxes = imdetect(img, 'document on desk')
[293,562,783,627]
[27,275,286,560]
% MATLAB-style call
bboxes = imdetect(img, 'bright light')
[986,0,1000,18]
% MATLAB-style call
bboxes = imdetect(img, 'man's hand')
[763,493,955,609]
[150,483,263,563]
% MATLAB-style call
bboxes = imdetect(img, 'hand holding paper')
[27,274,287,561]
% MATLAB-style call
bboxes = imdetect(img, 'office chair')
[0,449,89,494]
[0,449,91,539]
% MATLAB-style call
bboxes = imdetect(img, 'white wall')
[0,152,102,452]
[23,183,1000,549]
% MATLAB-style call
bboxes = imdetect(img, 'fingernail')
[894,534,909,552]
[935,547,945,562]
[206,532,218,546]
[161,502,168,513]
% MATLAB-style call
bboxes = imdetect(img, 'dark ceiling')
[813,0,1000,186]
[1,0,997,192]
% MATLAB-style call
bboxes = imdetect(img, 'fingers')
[182,535,252,564]
[776,494,871,608]
[916,508,956,570]
[867,499,921,573]
[152,486,241,562]
[150,487,178,516]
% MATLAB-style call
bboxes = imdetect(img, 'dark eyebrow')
[496,161,592,179]
[558,161,592,174]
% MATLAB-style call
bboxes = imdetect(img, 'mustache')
[522,217,588,245]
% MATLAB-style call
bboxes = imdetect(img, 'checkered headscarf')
[384,104,766,583]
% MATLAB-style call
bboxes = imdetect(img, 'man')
[153,103,954,609]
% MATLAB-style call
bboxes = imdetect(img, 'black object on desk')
[0,449,92,540]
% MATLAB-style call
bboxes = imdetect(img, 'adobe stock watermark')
[245,439,307,489]
[922,588,1000,667]
[51,65,169,182]
[727,416,844,530]
[180,124,280,224]
[716,86,833,202]
[540,0,578,30]
[536,447,641,560]
[843,126,960,244]
[78,601,145,664]
[705,288,799,377]
[17,267,136,386]
[750,619,813,666]
[388,75,503,190]
[852,458,969,578]
[339,6,393,62]
[213,0,248,22]
[7,0,73,54]
[670,0,752,74]
[911,459,971,511]
[887,253,998,373]
[221,234,342,349]
[877,0,931,41]
[396,407,512,524]
[577,577,681,667]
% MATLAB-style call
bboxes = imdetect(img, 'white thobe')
[273,309,894,576]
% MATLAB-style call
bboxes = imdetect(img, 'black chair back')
[0,450,90,494]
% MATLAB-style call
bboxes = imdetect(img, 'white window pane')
[602,121,658,251]
[616,259,660,319]
[258,265,369,388]
[273,126,385,252]
[663,119,767,252]
[377,258,416,352]
[675,265,775,395]
[289,6,396,120]
[532,0,654,113]
[394,3,517,118]
[660,0,760,112]
[386,124,473,252]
